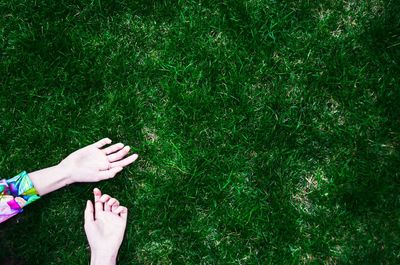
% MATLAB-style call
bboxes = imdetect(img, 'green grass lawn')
[0,0,399,264]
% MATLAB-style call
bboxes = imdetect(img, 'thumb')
[84,200,94,223]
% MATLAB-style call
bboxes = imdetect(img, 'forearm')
[0,164,72,223]
[28,164,72,196]
[90,253,117,265]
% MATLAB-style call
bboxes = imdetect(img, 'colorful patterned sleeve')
[0,171,40,223]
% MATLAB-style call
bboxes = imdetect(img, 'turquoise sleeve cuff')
[0,171,41,223]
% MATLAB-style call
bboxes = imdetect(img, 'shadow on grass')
[328,0,400,213]
[1,0,179,92]
[306,1,400,262]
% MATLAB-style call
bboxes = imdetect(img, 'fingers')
[104,198,112,211]
[93,188,102,200]
[91,188,127,219]
[110,154,139,168]
[93,188,102,202]
[84,200,94,223]
[93,138,112,148]
[97,167,123,180]
[111,199,120,212]
[102,196,123,214]
[102,143,124,155]
[94,188,103,213]
[106,198,119,212]
[94,193,111,211]
[100,194,111,203]
[107,146,131,162]
[113,206,128,219]
[120,207,128,219]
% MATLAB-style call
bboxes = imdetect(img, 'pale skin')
[85,188,128,265]
[23,138,133,264]
[28,138,138,196]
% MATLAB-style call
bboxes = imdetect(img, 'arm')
[31,138,138,196]
[90,254,117,265]
[28,165,72,196]
[0,138,138,223]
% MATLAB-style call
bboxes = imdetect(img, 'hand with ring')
[59,138,138,184]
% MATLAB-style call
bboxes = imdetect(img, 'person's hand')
[84,188,128,265]
[59,138,138,184]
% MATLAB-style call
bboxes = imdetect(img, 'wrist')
[55,163,73,186]
[90,251,117,265]
[29,164,73,196]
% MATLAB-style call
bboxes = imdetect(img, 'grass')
[0,0,399,264]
